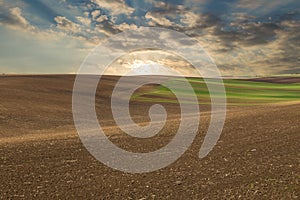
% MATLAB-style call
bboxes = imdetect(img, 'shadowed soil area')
[0,75,299,199]
[248,76,300,84]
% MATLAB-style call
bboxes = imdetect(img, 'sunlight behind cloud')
[104,50,199,77]
[123,60,175,76]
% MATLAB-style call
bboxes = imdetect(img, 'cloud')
[281,20,300,29]
[0,7,34,31]
[91,0,134,16]
[91,9,101,20]
[76,16,91,26]
[94,22,118,37]
[145,12,173,26]
[114,22,138,32]
[95,15,108,23]
[54,16,81,33]
[235,0,265,9]
[203,19,299,75]
[180,12,201,28]
[230,12,256,23]
[235,0,296,14]
[151,1,184,12]
[0,0,299,75]
[105,50,198,76]
[240,22,281,45]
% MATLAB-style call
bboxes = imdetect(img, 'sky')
[0,0,299,76]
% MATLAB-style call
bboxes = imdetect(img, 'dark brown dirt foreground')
[0,75,299,199]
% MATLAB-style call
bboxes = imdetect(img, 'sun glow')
[130,60,153,69]
[128,60,175,76]
[104,50,198,76]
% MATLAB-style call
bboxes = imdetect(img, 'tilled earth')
[0,75,299,199]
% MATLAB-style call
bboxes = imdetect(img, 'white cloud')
[281,20,300,28]
[54,16,81,33]
[105,50,198,76]
[114,22,138,31]
[180,12,200,28]
[145,12,173,26]
[9,7,29,27]
[76,16,91,26]
[95,24,114,36]
[95,15,108,23]
[0,7,35,31]
[91,10,101,20]
[91,0,134,16]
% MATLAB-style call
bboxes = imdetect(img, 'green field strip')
[131,78,300,106]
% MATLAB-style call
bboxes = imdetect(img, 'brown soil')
[0,75,299,199]
[247,76,300,84]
